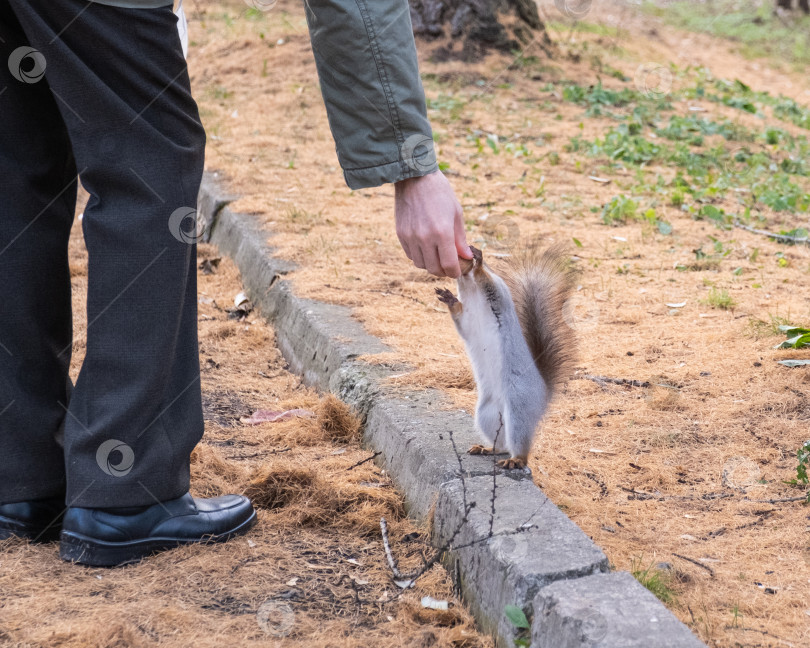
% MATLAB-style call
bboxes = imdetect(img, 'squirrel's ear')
[469,245,483,263]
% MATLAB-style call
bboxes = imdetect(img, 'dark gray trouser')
[0,0,206,507]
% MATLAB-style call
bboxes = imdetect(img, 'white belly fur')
[456,275,506,447]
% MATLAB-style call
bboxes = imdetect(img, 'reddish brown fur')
[498,246,578,390]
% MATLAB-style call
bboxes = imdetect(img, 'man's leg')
[8,0,206,508]
[0,0,75,506]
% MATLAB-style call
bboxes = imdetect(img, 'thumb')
[454,203,473,259]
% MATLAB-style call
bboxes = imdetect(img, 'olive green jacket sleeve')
[303,0,438,189]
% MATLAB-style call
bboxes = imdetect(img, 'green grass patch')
[703,286,736,310]
[570,118,810,215]
[426,94,467,122]
[746,313,793,338]
[601,194,639,224]
[643,0,810,67]
[631,556,678,604]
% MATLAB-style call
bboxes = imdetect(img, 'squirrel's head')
[459,245,483,276]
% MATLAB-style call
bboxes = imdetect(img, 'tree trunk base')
[409,0,551,61]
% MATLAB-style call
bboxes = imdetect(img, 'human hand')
[394,170,473,278]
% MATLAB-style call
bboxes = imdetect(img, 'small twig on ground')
[701,492,735,501]
[582,470,608,498]
[380,512,469,587]
[744,495,807,504]
[733,510,773,532]
[708,510,773,538]
[380,427,476,588]
[622,485,806,506]
[619,486,659,500]
[672,552,715,578]
[581,374,651,388]
[232,447,290,460]
[346,451,381,471]
[729,626,796,647]
[380,517,408,582]
[620,486,735,502]
[734,220,809,246]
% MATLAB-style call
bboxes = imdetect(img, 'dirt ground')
[0,189,491,647]
[184,1,810,646]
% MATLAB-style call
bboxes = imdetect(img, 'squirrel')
[436,245,576,470]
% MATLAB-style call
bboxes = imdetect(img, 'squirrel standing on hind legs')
[436,245,577,470]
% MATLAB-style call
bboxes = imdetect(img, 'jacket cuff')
[343,137,438,189]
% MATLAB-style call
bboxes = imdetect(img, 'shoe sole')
[59,510,258,567]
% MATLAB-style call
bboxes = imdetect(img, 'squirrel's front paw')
[496,457,527,470]
[435,287,458,306]
[468,444,495,455]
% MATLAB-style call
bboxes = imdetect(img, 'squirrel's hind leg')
[471,396,508,455]
[499,399,545,470]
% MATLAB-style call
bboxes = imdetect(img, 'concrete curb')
[197,172,706,648]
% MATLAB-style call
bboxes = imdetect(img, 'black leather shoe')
[0,496,65,543]
[59,493,257,567]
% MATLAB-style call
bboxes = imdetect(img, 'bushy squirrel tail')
[500,245,578,391]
